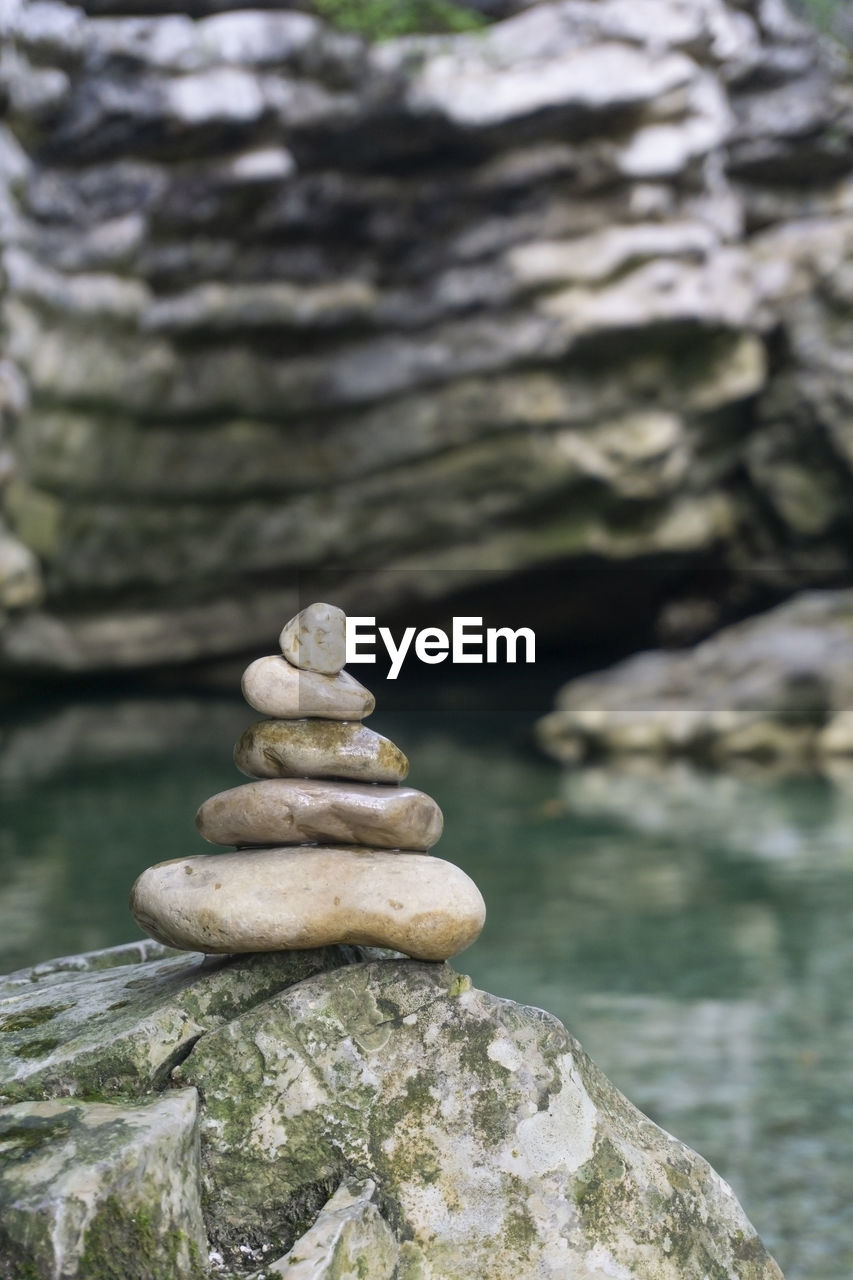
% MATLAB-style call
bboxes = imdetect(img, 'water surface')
[1,684,851,1279]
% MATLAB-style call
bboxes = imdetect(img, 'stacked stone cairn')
[131,603,486,961]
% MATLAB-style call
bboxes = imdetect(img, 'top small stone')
[279,602,346,676]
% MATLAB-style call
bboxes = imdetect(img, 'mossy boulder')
[0,937,361,1103]
[0,940,784,1279]
[0,1092,206,1280]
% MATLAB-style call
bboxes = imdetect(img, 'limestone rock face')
[537,589,853,765]
[1,0,852,670]
[0,521,43,610]
[0,940,784,1280]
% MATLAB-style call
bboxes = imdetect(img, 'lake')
[1,672,851,1279]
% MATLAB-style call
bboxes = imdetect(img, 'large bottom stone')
[0,941,784,1280]
[177,960,785,1280]
[130,847,486,961]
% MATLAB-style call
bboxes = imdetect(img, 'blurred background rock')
[1,0,853,678]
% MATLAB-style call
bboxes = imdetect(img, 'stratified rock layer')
[0,939,785,1279]
[1,0,852,670]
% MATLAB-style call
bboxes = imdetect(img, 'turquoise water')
[2,684,852,1278]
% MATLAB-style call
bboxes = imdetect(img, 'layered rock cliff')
[1,0,852,671]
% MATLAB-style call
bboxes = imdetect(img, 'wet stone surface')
[233,718,410,784]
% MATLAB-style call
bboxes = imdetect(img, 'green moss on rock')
[311,0,487,39]
[0,1110,75,1161]
[0,947,358,1103]
[1,945,784,1280]
[78,1195,204,1280]
[0,1004,70,1033]
[0,1092,208,1280]
[12,1037,61,1061]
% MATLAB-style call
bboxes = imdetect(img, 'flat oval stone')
[234,720,409,784]
[242,656,375,721]
[130,848,485,961]
[196,779,443,850]
[279,602,346,675]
